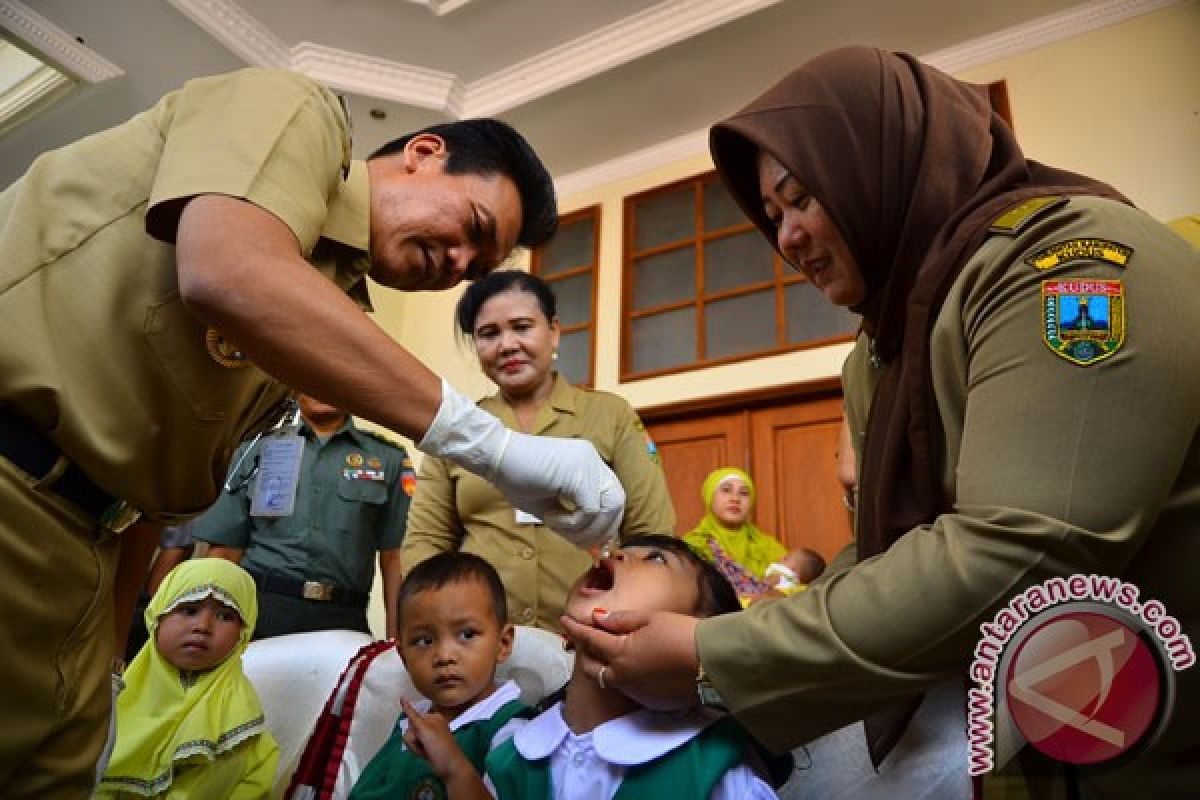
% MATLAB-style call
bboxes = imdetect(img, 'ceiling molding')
[167,0,781,117]
[165,0,289,68]
[0,1,123,82]
[165,0,1178,123]
[409,0,473,15]
[291,42,459,111]
[553,0,1181,198]
[922,0,1179,74]
[463,0,784,117]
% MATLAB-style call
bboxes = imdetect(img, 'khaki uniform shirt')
[0,68,372,522]
[401,374,675,630]
[696,197,1200,795]
[192,419,412,594]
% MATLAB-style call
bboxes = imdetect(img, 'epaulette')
[362,428,406,452]
[988,195,1068,236]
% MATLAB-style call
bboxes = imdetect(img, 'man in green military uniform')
[195,394,413,640]
[0,67,625,799]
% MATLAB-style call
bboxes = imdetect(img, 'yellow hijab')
[683,467,787,578]
[98,558,269,796]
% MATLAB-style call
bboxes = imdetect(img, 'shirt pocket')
[143,292,265,422]
[335,475,389,535]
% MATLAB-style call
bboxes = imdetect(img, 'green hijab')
[683,467,786,578]
[98,558,269,797]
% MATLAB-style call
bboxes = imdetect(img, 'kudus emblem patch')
[1041,279,1125,366]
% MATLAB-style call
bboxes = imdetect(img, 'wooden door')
[644,386,852,563]
[750,396,852,561]
[649,409,748,536]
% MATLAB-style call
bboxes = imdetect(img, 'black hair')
[621,534,741,617]
[454,269,557,342]
[368,119,557,249]
[396,552,508,629]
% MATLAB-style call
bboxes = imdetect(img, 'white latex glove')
[418,379,625,548]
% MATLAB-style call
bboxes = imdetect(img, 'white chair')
[242,626,573,799]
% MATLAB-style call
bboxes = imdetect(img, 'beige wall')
[363,1,1200,635]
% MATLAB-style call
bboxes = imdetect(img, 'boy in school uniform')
[349,553,529,800]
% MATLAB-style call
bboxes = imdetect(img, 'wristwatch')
[696,664,727,711]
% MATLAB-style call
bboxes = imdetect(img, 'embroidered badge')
[367,457,382,470]
[1026,239,1133,271]
[205,328,250,368]
[409,775,442,800]
[633,419,661,465]
[1041,279,1125,366]
[346,453,364,468]
[401,467,417,497]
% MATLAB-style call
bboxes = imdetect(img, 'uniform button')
[521,546,534,560]
[521,608,534,622]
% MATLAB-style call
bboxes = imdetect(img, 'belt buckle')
[303,581,333,602]
[99,500,142,535]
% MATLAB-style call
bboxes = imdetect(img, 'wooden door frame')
[638,375,842,425]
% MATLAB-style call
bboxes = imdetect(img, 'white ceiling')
[0,0,1176,190]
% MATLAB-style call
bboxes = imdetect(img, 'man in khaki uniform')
[403,372,676,631]
[0,68,626,798]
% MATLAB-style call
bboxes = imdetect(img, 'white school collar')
[513,702,721,766]
[409,680,521,732]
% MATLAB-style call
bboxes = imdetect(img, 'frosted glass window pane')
[631,309,696,374]
[705,290,777,360]
[632,187,695,251]
[540,216,594,276]
[703,181,747,231]
[551,272,592,327]
[784,283,860,343]
[703,232,775,295]
[557,330,591,386]
[632,246,695,310]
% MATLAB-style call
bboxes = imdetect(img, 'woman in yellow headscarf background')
[683,467,825,606]
[95,558,278,799]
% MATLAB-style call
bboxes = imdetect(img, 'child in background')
[684,467,811,605]
[484,534,777,799]
[350,552,527,800]
[96,558,278,799]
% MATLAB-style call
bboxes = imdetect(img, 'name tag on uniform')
[515,509,542,526]
[250,433,304,517]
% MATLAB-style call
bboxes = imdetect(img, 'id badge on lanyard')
[246,398,305,517]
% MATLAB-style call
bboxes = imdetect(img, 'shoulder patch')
[990,196,1068,236]
[632,418,662,464]
[1041,279,1125,366]
[1026,238,1132,271]
[401,456,417,497]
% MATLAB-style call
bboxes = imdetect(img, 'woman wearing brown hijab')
[563,47,1200,797]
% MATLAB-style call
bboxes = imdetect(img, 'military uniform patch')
[205,328,251,368]
[346,453,364,468]
[409,775,443,800]
[400,456,417,496]
[1026,238,1132,271]
[1041,279,1125,366]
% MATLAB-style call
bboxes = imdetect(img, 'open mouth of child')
[579,558,615,596]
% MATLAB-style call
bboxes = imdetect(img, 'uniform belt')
[247,570,368,608]
[0,406,141,533]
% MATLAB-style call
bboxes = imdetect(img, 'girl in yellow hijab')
[683,467,790,604]
[96,558,278,799]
